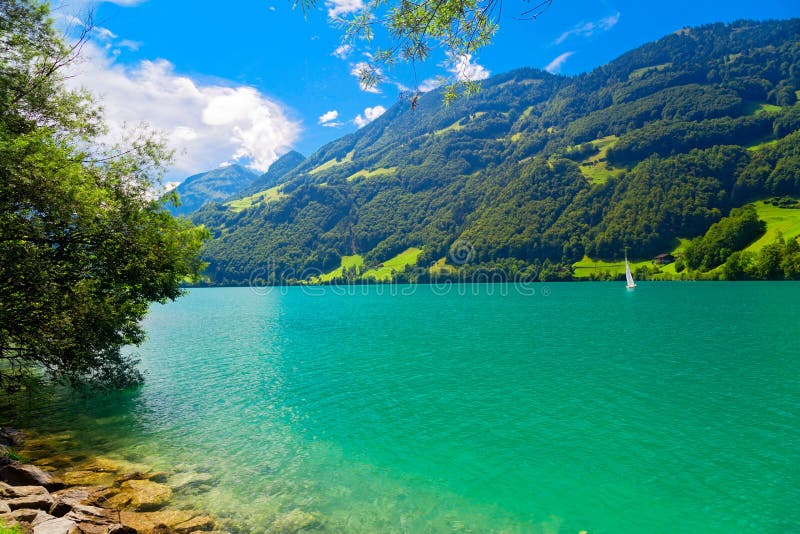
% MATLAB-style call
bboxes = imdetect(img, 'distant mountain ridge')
[169,152,307,217]
[189,19,800,284]
[168,164,259,217]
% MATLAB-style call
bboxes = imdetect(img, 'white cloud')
[351,61,381,93]
[418,77,444,93]
[332,44,352,60]
[318,110,339,124]
[326,0,364,18]
[117,39,141,51]
[554,11,620,44]
[67,43,301,177]
[545,51,574,74]
[600,12,621,30]
[93,26,117,40]
[447,54,490,82]
[353,105,386,128]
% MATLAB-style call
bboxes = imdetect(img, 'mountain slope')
[168,164,259,217]
[235,151,305,199]
[191,19,800,284]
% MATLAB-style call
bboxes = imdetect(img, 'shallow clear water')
[6,283,800,533]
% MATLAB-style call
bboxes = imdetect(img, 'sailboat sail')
[625,257,636,289]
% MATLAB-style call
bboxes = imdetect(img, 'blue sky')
[54,0,800,180]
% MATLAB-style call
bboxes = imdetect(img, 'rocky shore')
[0,429,222,534]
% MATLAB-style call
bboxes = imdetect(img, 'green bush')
[0,519,23,534]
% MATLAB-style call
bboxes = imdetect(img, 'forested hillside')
[190,19,800,284]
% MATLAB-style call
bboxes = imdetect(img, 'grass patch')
[309,151,354,175]
[572,255,656,279]
[434,119,464,136]
[628,62,672,81]
[744,200,800,252]
[434,112,486,136]
[743,101,782,116]
[579,162,625,184]
[362,248,422,281]
[584,135,618,161]
[429,257,457,276]
[316,255,365,283]
[577,135,624,184]
[225,185,285,213]
[746,138,779,151]
[670,237,693,255]
[346,167,397,182]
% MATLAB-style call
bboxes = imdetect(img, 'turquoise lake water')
[6,283,800,533]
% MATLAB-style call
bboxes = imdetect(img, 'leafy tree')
[721,250,754,280]
[296,0,554,101]
[781,237,800,279]
[684,206,766,270]
[753,238,786,279]
[0,0,209,391]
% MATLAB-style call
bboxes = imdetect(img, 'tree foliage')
[296,0,553,101]
[0,0,209,391]
[684,206,766,271]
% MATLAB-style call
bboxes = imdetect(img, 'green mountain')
[191,19,800,284]
[168,164,259,217]
[236,150,306,198]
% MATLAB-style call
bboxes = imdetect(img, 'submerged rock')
[0,463,64,490]
[19,434,75,461]
[270,509,319,533]
[0,429,25,447]
[80,457,150,475]
[119,510,194,533]
[86,487,120,508]
[166,471,214,491]
[173,515,216,532]
[62,470,116,487]
[115,471,169,486]
[33,455,87,470]
[107,479,173,511]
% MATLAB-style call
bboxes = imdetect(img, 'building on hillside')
[654,253,675,265]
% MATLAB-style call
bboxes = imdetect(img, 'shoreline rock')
[0,429,222,534]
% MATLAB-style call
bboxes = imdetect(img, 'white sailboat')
[625,255,636,289]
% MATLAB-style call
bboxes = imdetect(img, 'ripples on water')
[6,283,800,533]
